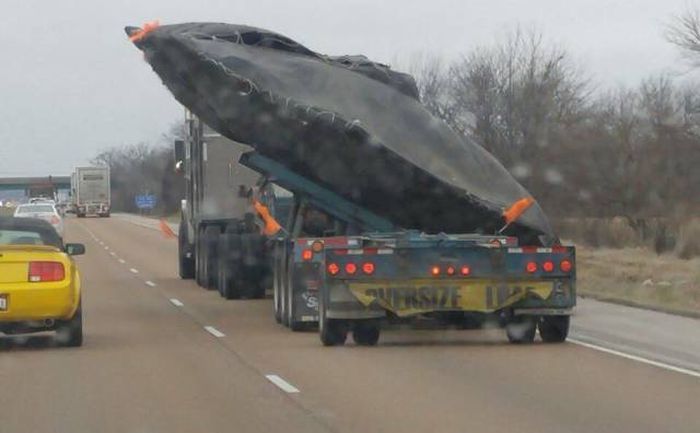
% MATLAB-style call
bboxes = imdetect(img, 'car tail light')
[560,260,572,272]
[526,261,538,273]
[362,262,375,275]
[460,265,471,276]
[446,266,455,276]
[431,266,440,276]
[327,263,340,276]
[301,249,313,261]
[345,262,357,275]
[28,261,65,282]
[543,260,554,272]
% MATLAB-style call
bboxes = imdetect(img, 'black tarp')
[127,22,556,245]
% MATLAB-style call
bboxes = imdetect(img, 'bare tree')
[667,6,700,66]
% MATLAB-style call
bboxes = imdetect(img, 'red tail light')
[543,260,554,272]
[327,263,340,275]
[345,263,357,275]
[362,262,375,275]
[431,266,440,276]
[526,261,538,273]
[28,261,65,282]
[460,265,471,276]
[446,266,455,276]
[560,260,572,272]
[301,249,313,261]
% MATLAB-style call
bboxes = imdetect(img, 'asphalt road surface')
[1,215,699,433]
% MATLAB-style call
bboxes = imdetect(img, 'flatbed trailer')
[240,152,576,346]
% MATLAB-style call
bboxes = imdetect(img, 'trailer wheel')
[217,233,242,299]
[286,256,305,331]
[538,315,570,343]
[195,227,205,287]
[178,222,195,279]
[240,233,267,299]
[352,321,380,346]
[506,316,537,344]
[201,226,219,290]
[319,289,347,346]
[272,242,283,323]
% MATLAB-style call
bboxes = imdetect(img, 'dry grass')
[577,245,700,314]
[0,207,14,217]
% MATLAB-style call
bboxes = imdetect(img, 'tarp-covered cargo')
[126,22,556,245]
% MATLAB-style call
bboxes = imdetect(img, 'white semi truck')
[71,166,111,218]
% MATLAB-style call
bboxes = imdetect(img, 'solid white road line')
[204,326,226,338]
[265,374,300,393]
[169,298,184,307]
[145,281,156,287]
[118,259,126,264]
[129,268,139,274]
[569,338,700,379]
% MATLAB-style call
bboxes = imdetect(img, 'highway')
[1,215,699,433]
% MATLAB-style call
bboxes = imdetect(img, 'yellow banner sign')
[348,279,553,317]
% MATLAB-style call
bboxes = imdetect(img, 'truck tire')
[200,226,220,289]
[218,233,242,300]
[272,242,283,323]
[56,301,83,347]
[178,222,195,279]
[286,256,305,331]
[352,321,380,346]
[319,288,347,346]
[538,315,570,343]
[240,233,267,299]
[506,316,537,344]
[195,227,205,287]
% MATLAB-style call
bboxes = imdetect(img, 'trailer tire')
[352,321,380,346]
[272,242,283,323]
[200,226,219,290]
[178,222,195,279]
[506,316,537,344]
[319,290,347,346]
[538,315,570,343]
[279,243,290,327]
[240,233,267,299]
[286,256,305,331]
[195,227,205,287]
[217,233,242,299]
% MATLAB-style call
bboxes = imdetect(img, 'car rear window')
[16,205,54,213]
[0,229,46,246]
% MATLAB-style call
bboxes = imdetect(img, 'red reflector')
[522,246,538,253]
[460,265,471,276]
[560,260,572,272]
[333,249,348,255]
[362,262,375,274]
[431,266,440,276]
[301,249,313,261]
[327,263,340,275]
[363,248,378,255]
[446,266,455,275]
[543,261,554,272]
[526,261,538,273]
[345,263,357,275]
[28,261,65,282]
[552,245,567,253]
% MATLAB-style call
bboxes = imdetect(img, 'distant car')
[0,217,84,346]
[29,198,56,206]
[14,203,64,238]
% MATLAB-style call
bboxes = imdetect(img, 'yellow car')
[0,216,84,347]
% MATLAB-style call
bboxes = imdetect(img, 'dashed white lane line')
[204,326,226,338]
[104,246,109,250]
[145,280,156,287]
[109,252,116,257]
[118,259,126,264]
[169,298,184,307]
[265,374,300,393]
[569,338,700,379]
[129,268,139,274]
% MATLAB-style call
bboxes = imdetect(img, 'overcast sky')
[0,0,696,177]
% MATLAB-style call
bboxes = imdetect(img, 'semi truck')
[175,111,292,299]
[71,167,111,218]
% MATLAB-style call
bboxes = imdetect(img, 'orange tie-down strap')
[253,199,282,236]
[502,197,535,225]
[128,20,161,42]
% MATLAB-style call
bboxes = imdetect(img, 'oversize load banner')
[349,280,553,317]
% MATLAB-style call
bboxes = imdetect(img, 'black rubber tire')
[319,289,347,346]
[178,222,195,279]
[272,242,283,324]
[279,243,290,327]
[201,226,220,290]
[352,321,380,346]
[538,315,570,343]
[195,228,205,287]
[506,316,537,344]
[219,233,242,300]
[241,233,267,299]
[286,256,305,331]
[56,301,83,347]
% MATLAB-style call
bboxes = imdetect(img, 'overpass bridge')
[0,175,71,193]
